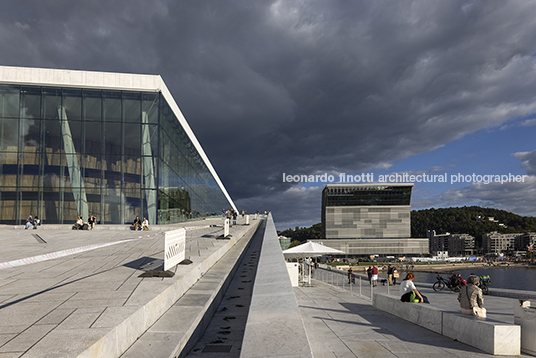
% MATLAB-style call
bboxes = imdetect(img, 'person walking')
[371,265,379,287]
[366,266,372,284]
[347,267,354,284]
[387,264,394,286]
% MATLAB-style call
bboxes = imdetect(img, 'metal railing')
[305,265,395,302]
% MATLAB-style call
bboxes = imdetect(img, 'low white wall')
[372,294,442,334]
[373,293,520,355]
[240,214,313,358]
[443,311,520,355]
[514,300,536,356]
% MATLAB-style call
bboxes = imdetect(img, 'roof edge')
[0,65,163,92]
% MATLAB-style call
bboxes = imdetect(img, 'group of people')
[25,215,40,229]
[364,264,401,286]
[366,266,380,286]
[222,210,238,225]
[73,214,97,230]
[132,216,149,231]
[400,272,486,317]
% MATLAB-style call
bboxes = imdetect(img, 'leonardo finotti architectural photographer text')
[282,172,528,185]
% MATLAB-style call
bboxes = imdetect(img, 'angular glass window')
[82,154,102,189]
[0,85,20,118]
[43,119,62,154]
[123,155,141,190]
[0,119,19,151]
[141,124,158,156]
[123,92,141,123]
[83,90,102,121]
[21,87,41,119]
[102,187,122,223]
[124,123,141,156]
[63,120,82,154]
[20,118,40,154]
[104,122,121,156]
[142,93,159,124]
[42,156,62,190]
[84,121,102,155]
[43,88,62,119]
[63,89,82,120]
[103,91,121,122]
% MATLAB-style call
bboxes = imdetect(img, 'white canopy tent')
[283,242,345,285]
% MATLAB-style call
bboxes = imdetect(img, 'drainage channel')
[183,220,266,357]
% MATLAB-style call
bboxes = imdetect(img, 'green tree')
[288,240,302,249]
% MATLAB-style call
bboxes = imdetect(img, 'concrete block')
[514,300,536,356]
[373,294,442,334]
[374,292,521,355]
[443,313,520,355]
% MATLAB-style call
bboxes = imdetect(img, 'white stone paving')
[296,280,532,357]
[0,218,258,358]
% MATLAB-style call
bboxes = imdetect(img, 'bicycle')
[479,275,491,295]
[433,274,463,292]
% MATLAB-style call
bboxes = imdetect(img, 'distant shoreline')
[332,262,535,275]
[407,262,535,273]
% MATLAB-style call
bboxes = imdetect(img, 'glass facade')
[0,84,232,225]
[323,185,412,207]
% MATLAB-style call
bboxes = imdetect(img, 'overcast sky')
[1,0,536,231]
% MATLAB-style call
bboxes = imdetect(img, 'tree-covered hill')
[411,206,536,241]
[278,223,322,243]
[278,207,536,248]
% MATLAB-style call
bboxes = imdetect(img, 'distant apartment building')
[428,230,475,256]
[482,232,522,254]
[515,232,536,251]
[321,183,428,256]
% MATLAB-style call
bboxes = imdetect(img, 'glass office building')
[0,66,236,225]
[322,184,414,239]
[320,183,428,256]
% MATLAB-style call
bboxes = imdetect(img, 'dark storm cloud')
[2,1,536,229]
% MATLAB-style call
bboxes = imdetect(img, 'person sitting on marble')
[458,274,486,317]
[400,273,429,303]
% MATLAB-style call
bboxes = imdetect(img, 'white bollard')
[224,219,229,237]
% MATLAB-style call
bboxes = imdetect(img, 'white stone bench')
[373,293,520,355]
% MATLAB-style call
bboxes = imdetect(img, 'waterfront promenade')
[298,277,533,357]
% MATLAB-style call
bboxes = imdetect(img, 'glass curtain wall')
[0,84,232,225]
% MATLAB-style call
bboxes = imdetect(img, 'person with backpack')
[400,273,429,303]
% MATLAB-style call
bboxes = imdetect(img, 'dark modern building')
[427,230,475,256]
[0,66,236,225]
[321,183,428,256]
